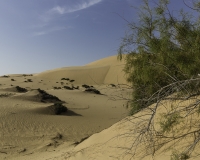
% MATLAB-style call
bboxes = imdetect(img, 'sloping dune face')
[64,98,200,160]
[35,55,127,85]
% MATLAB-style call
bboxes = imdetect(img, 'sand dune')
[35,55,127,85]
[0,55,131,160]
[63,99,200,160]
[1,55,197,160]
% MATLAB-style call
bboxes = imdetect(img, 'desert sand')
[1,55,199,160]
[0,55,132,160]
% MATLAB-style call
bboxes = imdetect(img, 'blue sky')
[0,0,196,75]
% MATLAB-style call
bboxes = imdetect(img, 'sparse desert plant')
[53,87,61,89]
[171,150,190,160]
[110,84,116,87]
[159,112,181,133]
[38,88,63,103]
[27,79,32,82]
[63,86,73,90]
[61,78,70,81]
[52,103,68,115]
[2,75,9,78]
[69,79,75,83]
[0,93,13,97]
[16,86,28,92]
[82,84,90,88]
[11,79,15,81]
[23,74,33,77]
[85,88,101,94]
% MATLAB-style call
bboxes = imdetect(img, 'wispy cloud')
[49,0,102,15]
[32,0,102,36]
[32,26,68,37]
[51,6,66,14]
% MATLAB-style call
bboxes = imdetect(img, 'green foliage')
[119,0,200,114]
[159,112,181,133]
[171,150,190,160]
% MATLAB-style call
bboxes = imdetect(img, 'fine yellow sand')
[1,55,199,160]
[0,55,131,160]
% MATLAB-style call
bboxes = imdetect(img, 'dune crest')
[35,55,127,85]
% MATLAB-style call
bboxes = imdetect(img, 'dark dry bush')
[37,88,63,103]
[16,86,28,92]
[63,86,73,90]
[53,103,68,115]
[73,86,79,90]
[110,84,116,87]
[27,79,33,82]
[69,80,75,82]
[2,75,9,78]
[82,84,90,88]
[53,87,61,89]
[85,88,101,94]
[61,78,70,81]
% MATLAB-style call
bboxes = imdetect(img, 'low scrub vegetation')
[38,88,63,103]
[0,93,14,97]
[63,86,73,90]
[52,103,68,115]
[2,75,9,78]
[23,74,33,77]
[82,84,90,88]
[27,79,32,82]
[16,86,28,93]
[53,87,61,90]
[85,88,101,94]
[61,78,70,81]
[118,0,200,159]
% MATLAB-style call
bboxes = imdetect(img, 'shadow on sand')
[31,105,82,116]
